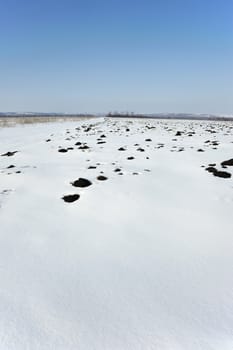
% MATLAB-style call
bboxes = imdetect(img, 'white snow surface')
[0,117,233,350]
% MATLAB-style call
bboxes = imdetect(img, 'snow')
[0,117,233,350]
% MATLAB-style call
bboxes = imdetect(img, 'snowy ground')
[0,117,233,350]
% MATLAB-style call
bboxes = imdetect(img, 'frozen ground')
[0,117,233,350]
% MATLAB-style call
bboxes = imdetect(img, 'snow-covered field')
[0,117,233,350]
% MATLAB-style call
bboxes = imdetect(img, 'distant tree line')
[106,112,146,118]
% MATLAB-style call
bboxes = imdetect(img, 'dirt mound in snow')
[62,194,80,203]
[71,178,92,188]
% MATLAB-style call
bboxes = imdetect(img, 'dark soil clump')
[221,159,233,167]
[62,194,80,203]
[71,178,92,187]
[213,170,231,178]
[97,175,108,181]
[1,151,18,157]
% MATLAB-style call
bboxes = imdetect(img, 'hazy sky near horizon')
[0,0,232,114]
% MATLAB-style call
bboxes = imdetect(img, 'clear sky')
[0,0,232,114]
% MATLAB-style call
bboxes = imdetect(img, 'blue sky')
[0,0,232,113]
